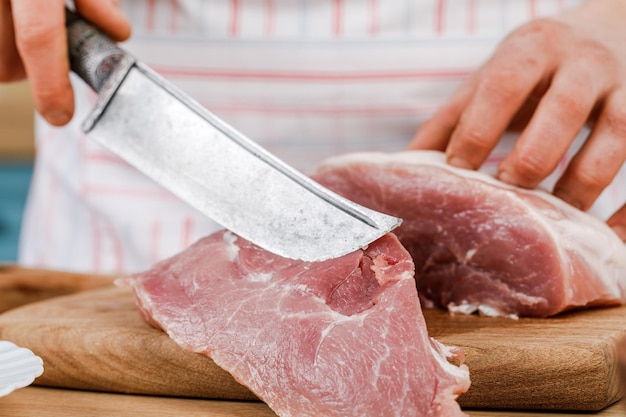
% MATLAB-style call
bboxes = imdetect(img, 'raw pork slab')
[313,151,626,318]
[120,231,470,417]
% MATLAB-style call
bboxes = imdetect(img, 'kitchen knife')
[64,8,401,262]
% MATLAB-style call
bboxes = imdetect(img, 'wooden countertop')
[0,82,34,160]
[0,387,623,417]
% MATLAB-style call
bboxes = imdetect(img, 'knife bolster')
[65,8,136,133]
[65,8,128,93]
[80,54,135,134]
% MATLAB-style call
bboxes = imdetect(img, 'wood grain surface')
[0,268,624,412]
[0,285,255,401]
[425,306,626,410]
[0,265,114,313]
[1,387,623,417]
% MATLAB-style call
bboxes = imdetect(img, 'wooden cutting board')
[0,264,115,313]
[0,274,624,411]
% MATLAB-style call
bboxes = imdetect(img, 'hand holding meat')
[409,0,626,240]
[0,0,130,126]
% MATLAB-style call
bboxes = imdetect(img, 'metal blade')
[85,63,401,261]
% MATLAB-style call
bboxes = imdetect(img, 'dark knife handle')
[65,7,126,92]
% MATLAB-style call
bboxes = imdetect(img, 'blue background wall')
[0,163,32,262]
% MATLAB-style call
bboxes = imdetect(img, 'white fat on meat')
[120,231,470,417]
[312,150,626,318]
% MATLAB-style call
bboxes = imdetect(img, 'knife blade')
[65,8,401,262]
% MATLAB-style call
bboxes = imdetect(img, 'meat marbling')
[120,231,470,417]
[313,150,626,318]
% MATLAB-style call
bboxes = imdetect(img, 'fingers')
[408,75,477,151]
[443,42,550,170]
[0,0,24,81]
[74,0,131,42]
[607,203,626,241]
[10,0,131,126]
[498,60,610,190]
[11,0,73,125]
[552,93,626,210]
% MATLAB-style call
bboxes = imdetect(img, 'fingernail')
[111,0,124,9]
[610,224,626,241]
[106,1,132,39]
[44,111,72,126]
[448,156,474,170]
[498,170,515,185]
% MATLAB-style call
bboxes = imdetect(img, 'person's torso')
[25,0,621,275]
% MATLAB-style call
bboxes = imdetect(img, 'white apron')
[19,0,623,274]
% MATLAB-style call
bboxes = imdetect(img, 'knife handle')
[65,7,127,92]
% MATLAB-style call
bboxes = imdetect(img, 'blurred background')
[0,82,35,263]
